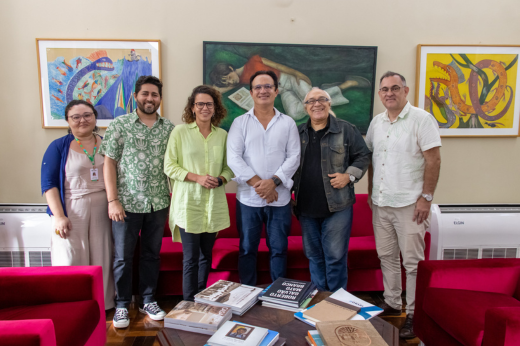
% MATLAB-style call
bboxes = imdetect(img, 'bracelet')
[108,199,119,204]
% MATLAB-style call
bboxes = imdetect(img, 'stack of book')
[206,321,285,346]
[258,278,317,312]
[195,280,263,316]
[295,288,383,326]
[163,300,232,335]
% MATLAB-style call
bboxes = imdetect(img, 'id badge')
[90,168,99,181]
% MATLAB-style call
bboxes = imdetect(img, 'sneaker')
[399,314,416,339]
[139,302,166,321]
[113,308,129,328]
[378,302,402,316]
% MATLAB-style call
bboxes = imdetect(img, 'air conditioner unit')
[0,204,53,267]
[429,204,520,260]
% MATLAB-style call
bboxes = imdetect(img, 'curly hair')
[182,85,227,126]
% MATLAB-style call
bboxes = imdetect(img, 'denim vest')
[292,115,371,213]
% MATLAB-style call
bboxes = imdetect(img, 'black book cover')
[260,278,314,306]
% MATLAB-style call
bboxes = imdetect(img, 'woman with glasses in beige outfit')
[41,100,114,310]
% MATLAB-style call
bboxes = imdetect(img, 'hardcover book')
[259,278,316,307]
[316,320,389,346]
[195,280,263,315]
[302,297,360,323]
[163,300,232,334]
[207,321,268,346]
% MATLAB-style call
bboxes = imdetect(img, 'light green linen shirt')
[99,111,174,213]
[164,122,234,242]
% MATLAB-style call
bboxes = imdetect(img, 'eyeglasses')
[69,112,94,123]
[379,86,403,94]
[194,102,215,109]
[304,97,330,105]
[252,84,275,91]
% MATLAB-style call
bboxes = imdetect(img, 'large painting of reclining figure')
[416,44,520,137]
[37,39,161,128]
[203,41,378,134]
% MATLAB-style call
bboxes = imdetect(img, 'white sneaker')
[139,302,166,320]
[113,308,130,328]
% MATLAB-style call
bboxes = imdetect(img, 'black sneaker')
[399,314,416,339]
[379,302,402,316]
[139,302,166,321]
[113,308,129,328]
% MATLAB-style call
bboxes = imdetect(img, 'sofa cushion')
[160,240,184,271]
[347,236,381,270]
[212,236,307,270]
[351,194,374,237]
[423,287,520,346]
[0,300,100,346]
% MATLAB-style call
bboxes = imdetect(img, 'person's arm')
[367,163,373,210]
[104,156,126,222]
[44,187,72,238]
[413,146,441,224]
[226,118,259,185]
[219,135,235,185]
[261,57,311,85]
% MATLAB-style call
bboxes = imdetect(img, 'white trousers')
[51,190,115,309]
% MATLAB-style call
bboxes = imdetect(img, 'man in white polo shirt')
[366,71,441,339]
[227,70,300,286]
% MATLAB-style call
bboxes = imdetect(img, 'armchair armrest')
[0,266,104,310]
[0,319,56,346]
[482,307,520,346]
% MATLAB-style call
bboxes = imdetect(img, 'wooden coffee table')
[157,291,398,346]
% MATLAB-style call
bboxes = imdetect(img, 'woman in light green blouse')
[164,85,234,301]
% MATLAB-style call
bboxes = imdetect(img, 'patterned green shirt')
[99,111,174,213]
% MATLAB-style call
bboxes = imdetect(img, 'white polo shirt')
[365,102,442,208]
[226,107,300,207]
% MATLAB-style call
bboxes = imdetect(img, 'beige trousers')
[372,203,429,314]
[51,190,115,309]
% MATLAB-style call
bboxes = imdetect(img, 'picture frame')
[415,44,520,137]
[36,39,161,129]
[203,41,378,134]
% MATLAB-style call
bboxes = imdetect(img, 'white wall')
[1,0,519,203]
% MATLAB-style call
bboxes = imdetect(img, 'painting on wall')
[37,39,161,128]
[203,42,378,134]
[416,45,520,137]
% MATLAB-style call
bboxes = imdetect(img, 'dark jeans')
[179,227,217,301]
[236,200,292,286]
[112,207,168,309]
[299,206,353,292]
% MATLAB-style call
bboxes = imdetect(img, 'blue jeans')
[299,206,353,292]
[112,207,168,309]
[179,228,217,301]
[236,200,292,286]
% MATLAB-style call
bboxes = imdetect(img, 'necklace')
[74,134,97,166]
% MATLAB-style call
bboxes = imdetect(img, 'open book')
[229,87,254,111]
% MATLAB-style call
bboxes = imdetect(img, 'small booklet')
[228,87,254,111]
[302,297,360,323]
[316,320,389,346]
[207,321,268,346]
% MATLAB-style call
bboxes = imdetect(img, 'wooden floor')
[105,292,420,346]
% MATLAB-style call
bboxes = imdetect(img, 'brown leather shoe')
[399,314,416,339]
[378,302,401,316]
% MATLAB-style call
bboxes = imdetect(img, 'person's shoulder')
[408,104,432,118]
[334,116,357,129]
[214,126,228,135]
[161,117,174,127]
[49,134,73,148]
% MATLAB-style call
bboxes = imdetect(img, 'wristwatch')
[421,193,433,202]
[271,176,282,187]
[217,177,223,187]
[349,174,356,183]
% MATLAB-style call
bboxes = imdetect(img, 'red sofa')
[415,259,520,346]
[156,193,430,295]
[0,266,106,346]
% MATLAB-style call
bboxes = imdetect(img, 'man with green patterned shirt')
[99,76,174,328]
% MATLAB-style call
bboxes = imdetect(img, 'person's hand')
[367,194,373,210]
[54,216,72,239]
[109,200,127,222]
[197,174,219,189]
[253,179,276,198]
[328,173,350,189]
[265,190,279,204]
[295,72,312,86]
[413,197,431,225]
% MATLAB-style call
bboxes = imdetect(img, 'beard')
[136,99,159,115]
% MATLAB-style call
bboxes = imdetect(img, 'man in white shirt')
[227,70,300,286]
[365,71,441,339]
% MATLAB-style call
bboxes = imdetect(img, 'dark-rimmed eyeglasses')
[252,84,275,91]
[379,86,403,94]
[304,97,330,105]
[194,102,215,109]
[69,112,94,123]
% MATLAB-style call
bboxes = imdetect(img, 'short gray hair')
[379,71,407,87]
[303,87,336,117]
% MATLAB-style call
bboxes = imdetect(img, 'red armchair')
[414,259,520,346]
[0,266,106,346]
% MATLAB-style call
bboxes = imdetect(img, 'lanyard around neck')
[74,135,97,166]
